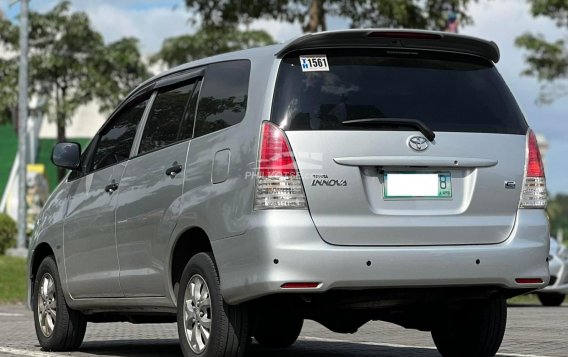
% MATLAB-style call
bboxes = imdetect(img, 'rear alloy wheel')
[537,293,565,307]
[431,294,507,357]
[33,256,87,351]
[177,252,249,357]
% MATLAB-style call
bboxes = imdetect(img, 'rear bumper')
[213,209,550,304]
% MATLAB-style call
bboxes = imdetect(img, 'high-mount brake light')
[520,130,547,209]
[368,32,442,40]
[254,122,307,209]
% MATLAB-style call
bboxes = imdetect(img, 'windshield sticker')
[300,55,329,72]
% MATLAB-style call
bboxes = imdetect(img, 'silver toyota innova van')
[28,29,549,357]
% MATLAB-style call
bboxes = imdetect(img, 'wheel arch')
[169,226,214,303]
[29,242,56,306]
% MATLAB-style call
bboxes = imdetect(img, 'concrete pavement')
[0,304,566,357]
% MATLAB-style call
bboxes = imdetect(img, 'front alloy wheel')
[183,275,212,353]
[37,273,57,337]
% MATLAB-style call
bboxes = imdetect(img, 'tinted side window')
[92,100,147,171]
[139,83,195,154]
[194,60,250,137]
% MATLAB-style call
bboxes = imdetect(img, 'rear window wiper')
[341,118,436,141]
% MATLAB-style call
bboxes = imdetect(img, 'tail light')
[520,130,547,208]
[254,122,307,209]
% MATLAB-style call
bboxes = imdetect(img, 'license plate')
[383,172,452,199]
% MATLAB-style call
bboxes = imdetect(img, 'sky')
[2,0,567,194]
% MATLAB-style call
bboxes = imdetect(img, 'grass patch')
[0,255,27,304]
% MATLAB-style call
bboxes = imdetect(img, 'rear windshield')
[271,50,527,134]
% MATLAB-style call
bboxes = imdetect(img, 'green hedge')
[0,213,16,255]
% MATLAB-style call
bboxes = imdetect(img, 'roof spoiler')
[276,29,500,63]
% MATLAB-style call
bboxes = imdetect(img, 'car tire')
[537,293,565,307]
[254,304,303,348]
[177,252,249,357]
[32,256,87,351]
[431,294,506,357]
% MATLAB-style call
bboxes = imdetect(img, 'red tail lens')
[520,129,547,208]
[527,130,544,178]
[254,122,307,209]
[259,122,297,177]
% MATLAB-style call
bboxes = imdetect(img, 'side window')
[91,99,147,172]
[194,60,251,137]
[138,82,196,154]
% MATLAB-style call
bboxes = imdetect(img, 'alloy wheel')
[183,274,212,353]
[37,273,57,337]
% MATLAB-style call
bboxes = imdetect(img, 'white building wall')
[38,101,107,139]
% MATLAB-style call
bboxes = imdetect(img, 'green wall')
[0,123,91,194]
[0,125,18,196]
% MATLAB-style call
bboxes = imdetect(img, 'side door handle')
[105,183,119,193]
[166,162,183,177]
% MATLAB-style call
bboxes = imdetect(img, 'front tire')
[537,293,565,306]
[431,294,507,357]
[32,256,87,351]
[177,252,249,357]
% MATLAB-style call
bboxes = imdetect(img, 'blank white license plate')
[384,172,452,199]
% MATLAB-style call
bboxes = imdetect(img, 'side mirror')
[51,142,81,170]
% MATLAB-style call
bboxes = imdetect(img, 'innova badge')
[408,136,429,151]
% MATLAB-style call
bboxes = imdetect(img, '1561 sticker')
[299,55,329,72]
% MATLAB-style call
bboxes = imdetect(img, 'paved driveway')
[0,304,566,357]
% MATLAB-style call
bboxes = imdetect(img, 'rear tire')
[254,304,303,348]
[32,256,87,351]
[537,293,565,306]
[177,252,249,357]
[431,294,507,357]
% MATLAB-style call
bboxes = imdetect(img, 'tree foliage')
[0,15,19,126]
[155,0,475,68]
[184,0,476,32]
[153,26,274,67]
[516,0,568,104]
[0,2,149,179]
[548,194,568,238]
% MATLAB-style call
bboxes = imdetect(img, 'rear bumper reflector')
[515,278,544,284]
[281,282,321,289]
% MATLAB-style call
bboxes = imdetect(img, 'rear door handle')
[105,183,118,193]
[166,163,183,177]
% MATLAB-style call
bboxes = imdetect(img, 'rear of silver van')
[217,29,549,304]
[214,29,550,357]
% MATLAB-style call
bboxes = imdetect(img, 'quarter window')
[91,99,147,171]
[194,60,251,137]
[139,83,195,154]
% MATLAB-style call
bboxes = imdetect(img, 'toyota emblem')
[408,136,429,151]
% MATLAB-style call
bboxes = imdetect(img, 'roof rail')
[276,29,500,63]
